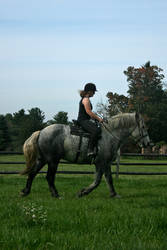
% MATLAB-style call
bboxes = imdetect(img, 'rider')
[77,83,103,156]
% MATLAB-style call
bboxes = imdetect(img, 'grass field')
[0,156,167,249]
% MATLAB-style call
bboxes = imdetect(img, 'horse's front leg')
[78,164,103,198]
[104,163,119,198]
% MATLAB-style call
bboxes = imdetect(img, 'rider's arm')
[82,98,103,123]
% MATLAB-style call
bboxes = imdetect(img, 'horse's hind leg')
[46,160,60,198]
[78,164,103,198]
[21,158,45,196]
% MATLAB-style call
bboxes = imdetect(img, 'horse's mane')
[108,113,136,129]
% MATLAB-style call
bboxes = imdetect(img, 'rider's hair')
[79,90,87,97]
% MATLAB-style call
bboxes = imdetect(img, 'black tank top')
[77,97,93,122]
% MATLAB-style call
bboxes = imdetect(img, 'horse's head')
[131,113,150,148]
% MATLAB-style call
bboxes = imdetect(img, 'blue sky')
[0,0,167,121]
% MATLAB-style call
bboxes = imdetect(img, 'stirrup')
[87,147,97,157]
[87,151,95,157]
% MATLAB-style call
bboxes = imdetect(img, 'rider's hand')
[99,118,104,123]
[102,118,108,123]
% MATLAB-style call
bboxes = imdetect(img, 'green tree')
[106,92,129,116]
[124,61,167,143]
[47,111,69,125]
[4,113,15,150]
[27,107,45,132]
[0,115,10,150]
[124,61,165,113]
[10,108,46,150]
[17,107,46,147]
[11,109,27,150]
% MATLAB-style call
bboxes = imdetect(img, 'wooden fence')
[1,151,167,175]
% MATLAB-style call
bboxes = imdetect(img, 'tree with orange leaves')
[124,61,167,143]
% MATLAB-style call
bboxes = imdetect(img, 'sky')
[0,0,167,121]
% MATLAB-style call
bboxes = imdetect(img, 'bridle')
[130,118,148,146]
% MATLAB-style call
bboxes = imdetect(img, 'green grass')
[0,174,167,249]
[1,156,167,249]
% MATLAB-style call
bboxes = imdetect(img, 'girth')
[70,120,91,162]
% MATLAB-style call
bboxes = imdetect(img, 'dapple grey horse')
[21,113,150,198]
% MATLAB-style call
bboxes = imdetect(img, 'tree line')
[1,61,167,152]
[0,108,69,151]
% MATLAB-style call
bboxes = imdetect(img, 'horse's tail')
[20,130,41,175]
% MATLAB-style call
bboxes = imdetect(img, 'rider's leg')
[79,120,101,156]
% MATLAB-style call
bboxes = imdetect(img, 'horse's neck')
[115,127,131,142]
[102,127,121,152]
[107,116,136,147]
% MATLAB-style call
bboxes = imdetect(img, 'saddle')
[70,120,90,138]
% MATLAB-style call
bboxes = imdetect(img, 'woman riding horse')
[77,83,103,156]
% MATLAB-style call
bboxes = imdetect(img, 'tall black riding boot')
[87,139,96,157]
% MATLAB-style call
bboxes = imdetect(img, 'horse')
[20,112,150,198]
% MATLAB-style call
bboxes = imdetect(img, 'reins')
[102,118,147,146]
[102,122,120,142]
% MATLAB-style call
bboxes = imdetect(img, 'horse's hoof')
[51,193,60,198]
[110,193,121,199]
[54,195,63,200]
[20,191,29,197]
[77,188,86,198]
[77,192,83,198]
[58,196,63,200]
[78,191,86,198]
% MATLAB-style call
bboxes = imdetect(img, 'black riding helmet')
[84,83,97,92]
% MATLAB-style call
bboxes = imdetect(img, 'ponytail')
[79,90,87,98]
